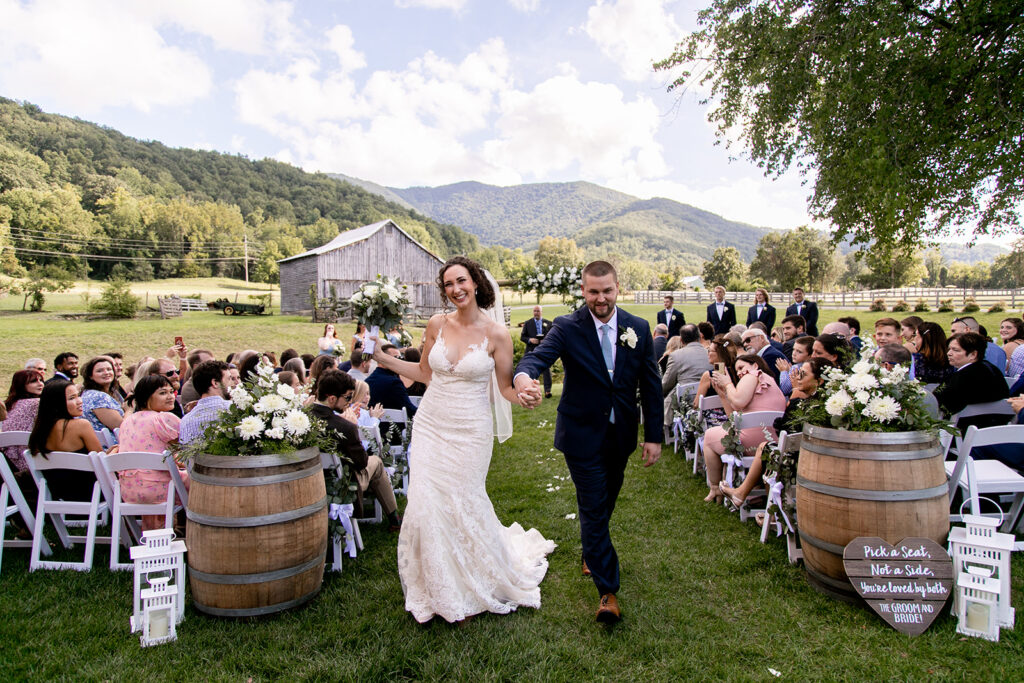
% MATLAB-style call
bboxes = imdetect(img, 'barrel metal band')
[190,466,321,487]
[186,495,328,527]
[190,551,326,585]
[803,424,934,445]
[802,443,938,461]
[192,586,321,618]
[797,477,948,502]
[798,529,848,556]
[803,562,855,592]
[194,449,320,469]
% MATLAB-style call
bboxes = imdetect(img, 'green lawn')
[2,302,1024,679]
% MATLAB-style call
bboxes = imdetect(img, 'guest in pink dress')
[117,375,190,531]
[3,369,45,472]
[701,354,787,503]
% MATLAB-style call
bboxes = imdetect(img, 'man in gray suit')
[661,324,712,436]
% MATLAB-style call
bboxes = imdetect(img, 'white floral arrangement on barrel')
[795,340,949,433]
[180,362,326,458]
[349,275,412,356]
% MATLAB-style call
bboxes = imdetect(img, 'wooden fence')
[634,288,1024,311]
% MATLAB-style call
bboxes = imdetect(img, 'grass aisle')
[2,384,1023,681]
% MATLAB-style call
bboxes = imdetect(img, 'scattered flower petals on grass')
[768,668,781,678]
[565,513,576,520]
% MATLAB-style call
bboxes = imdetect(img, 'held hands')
[513,375,543,409]
[641,442,661,467]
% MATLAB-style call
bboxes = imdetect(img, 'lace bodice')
[429,329,493,381]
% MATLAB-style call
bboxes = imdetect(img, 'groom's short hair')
[582,260,616,281]
[317,369,354,401]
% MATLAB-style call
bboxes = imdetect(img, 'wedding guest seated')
[700,354,786,503]
[875,343,912,370]
[653,324,670,368]
[143,357,185,417]
[179,348,215,405]
[1008,344,1024,379]
[659,335,683,375]
[47,352,79,385]
[118,375,190,530]
[952,316,1006,371]
[873,317,901,347]
[80,355,125,437]
[774,335,815,396]
[24,358,47,374]
[780,314,806,361]
[283,357,308,385]
[28,380,102,502]
[366,344,418,416]
[310,370,400,530]
[178,360,232,446]
[998,318,1024,372]
[300,353,315,371]
[740,327,786,383]
[279,348,299,367]
[3,369,45,472]
[351,379,385,431]
[277,371,301,391]
[970,395,1024,472]
[749,321,783,352]
[236,350,263,383]
[400,348,427,397]
[104,352,129,401]
[912,321,954,384]
[900,316,924,352]
[934,332,1010,431]
[263,351,278,369]
[338,340,363,373]
[770,326,785,345]
[813,333,853,369]
[693,335,740,406]
[347,349,372,382]
[307,354,337,399]
[697,322,715,348]
[839,316,862,353]
[721,357,831,507]
[662,324,712,435]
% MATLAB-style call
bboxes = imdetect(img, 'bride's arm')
[370,315,437,385]
[491,324,530,407]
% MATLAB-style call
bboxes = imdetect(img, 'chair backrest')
[0,433,36,529]
[921,391,940,419]
[98,428,116,449]
[947,424,1024,499]
[358,424,385,455]
[1007,375,1020,388]
[380,408,408,425]
[99,451,176,477]
[951,400,1016,426]
[735,410,785,431]
[697,394,722,413]
[28,450,100,473]
[676,382,698,403]
[0,431,31,451]
[777,430,801,454]
[408,395,422,408]
[924,383,939,393]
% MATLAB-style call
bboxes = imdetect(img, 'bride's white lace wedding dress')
[397,327,556,623]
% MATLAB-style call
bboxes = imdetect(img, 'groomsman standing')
[657,295,685,338]
[745,288,776,331]
[786,287,819,336]
[706,286,736,335]
[521,305,553,398]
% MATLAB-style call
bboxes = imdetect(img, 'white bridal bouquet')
[180,361,325,457]
[349,275,412,356]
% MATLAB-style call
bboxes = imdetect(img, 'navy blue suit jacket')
[706,301,737,335]
[365,367,418,416]
[786,301,819,336]
[746,304,776,331]
[657,308,685,338]
[515,306,663,457]
[759,345,787,384]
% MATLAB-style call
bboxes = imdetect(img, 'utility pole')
[243,234,249,283]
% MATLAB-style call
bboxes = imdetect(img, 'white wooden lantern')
[140,576,178,647]
[956,567,1001,642]
[129,529,187,633]
[947,514,1014,628]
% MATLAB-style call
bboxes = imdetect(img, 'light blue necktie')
[536,318,542,336]
[600,324,615,423]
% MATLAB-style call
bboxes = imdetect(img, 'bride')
[370,255,555,623]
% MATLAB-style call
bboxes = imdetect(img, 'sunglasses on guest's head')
[952,318,963,324]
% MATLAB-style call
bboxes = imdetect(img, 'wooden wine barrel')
[186,447,327,617]
[795,425,949,602]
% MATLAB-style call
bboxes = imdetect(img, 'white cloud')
[0,0,213,112]
[484,73,668,180]
[325,25,367,71]
[143,0,301,55]
[583,0,684,82]
[508,0,541,10]
[394,0,468,10]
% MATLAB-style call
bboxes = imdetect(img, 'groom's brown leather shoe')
[582,559,591,576]
[596,593,621,623]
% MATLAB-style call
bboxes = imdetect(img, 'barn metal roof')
[277,219,443,264]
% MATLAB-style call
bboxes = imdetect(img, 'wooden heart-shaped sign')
[843,537,953,636]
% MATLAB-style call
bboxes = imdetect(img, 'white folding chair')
[95,451,181,570]
[951,400,1017,428]
[945,425,1024,548]
[726,410,786,519]
[26,451,110,571]
[1006,376,1019,389]
[921,391,940,419]
[0,432,53,572]
[672,382,698,455]
[319,451,364,571]
[98,428,117,449]
[693,394,723,475]
[408,395,422,408]
[380,407,411,491]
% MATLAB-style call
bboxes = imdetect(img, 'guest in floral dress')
[80,356,125,439]
[2,369,45,472]
[117,375,190,531]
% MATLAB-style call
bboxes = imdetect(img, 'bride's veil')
[483,270,513,442]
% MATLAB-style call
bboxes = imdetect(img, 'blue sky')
[0,0,821,231]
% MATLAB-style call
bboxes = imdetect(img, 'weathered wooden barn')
[278,219,445,315]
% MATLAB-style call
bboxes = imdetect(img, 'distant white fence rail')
[634,288,1024,311]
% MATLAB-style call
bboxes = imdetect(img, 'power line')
[7,246,251,263]
[6,227,260,252]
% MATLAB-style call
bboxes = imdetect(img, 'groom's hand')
[640,442,661,467]
[514,374,542,409]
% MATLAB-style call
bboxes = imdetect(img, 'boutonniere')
[671,313,677,320]
[618,326,638,349]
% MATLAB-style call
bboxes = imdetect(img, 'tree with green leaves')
[18,264,75,311]
[656,1,1024,250]
[702,246,746,287]
[856,245,927,289]
[535,236,584,271]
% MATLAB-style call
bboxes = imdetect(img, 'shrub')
[962,297,980,313]
[891,300,911,312]
[989,301,1006,313]
[869,298,887,312]
[938,298,955,312]
[90,279,141,318]
[913,298,931,312]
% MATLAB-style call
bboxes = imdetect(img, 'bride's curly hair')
[437,256,495,310]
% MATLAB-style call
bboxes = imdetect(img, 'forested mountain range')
[0,98,477,282]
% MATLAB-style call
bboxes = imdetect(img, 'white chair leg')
[352,519,364,551]
[82,484,101,572]
[0,483,8,575]
[29,480,49,571]
[109,493,121,571]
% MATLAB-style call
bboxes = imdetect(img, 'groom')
[515,260,663,623]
